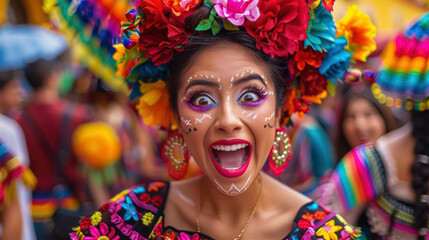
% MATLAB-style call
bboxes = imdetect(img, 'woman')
[69,1,376,239]
[316,13,429,239]
[335,83,397,162]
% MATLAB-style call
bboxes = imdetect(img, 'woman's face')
[176,43,279,196]
[342,97,386,148]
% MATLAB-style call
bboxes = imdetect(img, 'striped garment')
[316,143,429,239]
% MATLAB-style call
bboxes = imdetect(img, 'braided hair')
[411,110,429,239]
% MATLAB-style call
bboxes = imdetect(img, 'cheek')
[371,116,386,137]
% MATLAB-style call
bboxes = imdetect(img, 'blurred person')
[315,14,429,239]
[14,54,91,240]
[80,81,166,207]
[335,83,397,162]
[0,70,36,240]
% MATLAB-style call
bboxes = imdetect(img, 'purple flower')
[212,0,260,26]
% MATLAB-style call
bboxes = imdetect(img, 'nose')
[354,115,368,133]
[213,101,243,134]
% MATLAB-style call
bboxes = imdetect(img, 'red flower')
[300,66,327,96]
[323,0,335,12]
[293,98,310,114]
[151,195,163,207]
[80,217,91,230]
[244,0,309,57]
[297,219,311,228]
[139,193,151,203]
[137,0,194,65]
[99,202,111,213]
[314,211,326,220]
[294,47,325,71]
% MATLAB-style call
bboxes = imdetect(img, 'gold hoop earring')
[269,128,293,176]
[161,131,190,180]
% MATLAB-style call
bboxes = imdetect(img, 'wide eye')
[239,92,260,103]
[193,95,215,106]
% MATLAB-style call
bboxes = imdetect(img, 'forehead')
[181,43,270,82]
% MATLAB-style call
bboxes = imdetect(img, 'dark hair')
[24,51,69,90]
[0,70,20,89]
[335,84,397,161]
[166,7,288,121]
[410,110,429,240]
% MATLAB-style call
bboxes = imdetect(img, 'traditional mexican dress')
[316,125,429,239]
[69,181,359,240]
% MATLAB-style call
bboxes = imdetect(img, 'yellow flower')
[335,5,376,62]
[113,43,138,78]
[142,212,155,226]
[136,80,177,129]
[72,123,122,169]
[90,211,102,226]
[316,220,343,240]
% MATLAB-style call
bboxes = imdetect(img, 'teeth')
[212,144,248,151]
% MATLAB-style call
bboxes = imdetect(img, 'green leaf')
[210,7,217,16]
[211,20,221,36]
[195,19,212,31]
[204,0,213,5]
[222,19,239,31]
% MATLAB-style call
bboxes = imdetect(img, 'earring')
[269,128,293,176]
[161,131,190,180]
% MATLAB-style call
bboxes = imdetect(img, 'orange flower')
[335,5,376,62]
[72,122,122,169]
[136,80,177,129]
[113,43,139,77]
[163,0,201,16]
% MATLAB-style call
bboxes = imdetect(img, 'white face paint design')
[194,113,212,125]
[264,112,275,122]
[181,117,192,126]
[213,175,252,196]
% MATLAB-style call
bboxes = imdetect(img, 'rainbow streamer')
[329,144,387,213]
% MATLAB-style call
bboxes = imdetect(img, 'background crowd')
[0,0,428,239]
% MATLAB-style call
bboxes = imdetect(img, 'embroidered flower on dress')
[314,211,326,220]
[80,217,91,230]
[298,219,312,228]
[212,0,260,26]
[100,202,111,213]
[151,195,163,207]
[120,196,139,221]
[148,182,166,192]
[315,220,343,240]
[142,212,155,226]
[83,222,120,240]
[90,211,102,226]
[139,193,151,203]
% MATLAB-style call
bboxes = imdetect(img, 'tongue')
[215,148,246,169]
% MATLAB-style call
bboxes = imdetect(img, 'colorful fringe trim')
[43,0,129,92]
[375,13,429,111]
[0,140,36,206]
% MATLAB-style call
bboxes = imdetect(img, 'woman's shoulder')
[285,201,360,240]
[69,181,170,240]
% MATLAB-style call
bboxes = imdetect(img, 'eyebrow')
[185,74,266,92]
[233,74,266,87]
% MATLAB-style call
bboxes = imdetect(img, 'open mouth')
[209,140,252,178]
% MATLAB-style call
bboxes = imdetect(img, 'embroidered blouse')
[69,181,359,240]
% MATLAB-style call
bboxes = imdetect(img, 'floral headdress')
[114,0,376,129]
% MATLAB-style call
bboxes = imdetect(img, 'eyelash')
[184,89,217,111]
[239,84,268,106]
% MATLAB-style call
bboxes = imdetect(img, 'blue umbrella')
[0,24,67,71]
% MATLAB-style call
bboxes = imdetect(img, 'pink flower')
[212,0,260,26]
[83,222,120,240]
